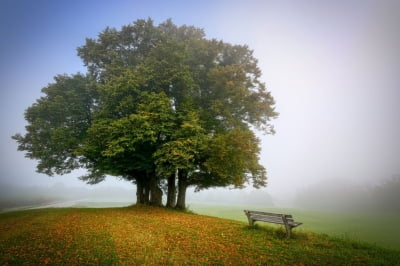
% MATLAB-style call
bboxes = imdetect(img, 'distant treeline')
[294,176,400,212]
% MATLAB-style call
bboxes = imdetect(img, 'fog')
[1,1,399,212]
[294,175,400,212]
[0,182,135,211]
[0,181,276,212]
[2,176,399,213]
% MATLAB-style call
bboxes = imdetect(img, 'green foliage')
[154,111,208,177]
[78,91,175,182]
[12,74,95,176]
[204,128,266,189]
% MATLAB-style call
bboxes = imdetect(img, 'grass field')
[188,203,400,250]
[1,205,399,265]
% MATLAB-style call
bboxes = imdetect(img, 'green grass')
[188,203,400,250]
[1,206,399,265]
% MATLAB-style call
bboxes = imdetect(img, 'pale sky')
[1,0,399,200]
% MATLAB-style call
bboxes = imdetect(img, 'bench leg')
[244,213,255,226]
[284,224,292,238]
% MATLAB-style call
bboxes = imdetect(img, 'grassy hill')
[189,203,400,250]
[1,206,399,265]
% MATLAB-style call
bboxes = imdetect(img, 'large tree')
[13,18,278,209]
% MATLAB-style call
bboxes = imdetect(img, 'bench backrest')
[244,210,292,225]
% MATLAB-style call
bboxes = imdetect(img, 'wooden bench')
[244,210,302,238]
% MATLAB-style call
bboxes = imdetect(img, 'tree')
[369,175,400,212]
[153,110,209,208]
[13,18,278,208]
[12,74,96,176]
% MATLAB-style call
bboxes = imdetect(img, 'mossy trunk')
[136,179,144,204]
[166,173,176,208]
[143,183,150,205]
[136,176,150,205]
[176,171,187,209]
[149,175,163,206]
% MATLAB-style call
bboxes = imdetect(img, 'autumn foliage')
[1,206,399,265]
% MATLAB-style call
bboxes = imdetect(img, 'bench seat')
[244,210,302,238]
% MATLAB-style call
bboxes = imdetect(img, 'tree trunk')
[143,182,150,205]
[166,173,176,208]
[136,178,144,204]
[176,170,188,209]
[149,174,163,206]
[136,176,150,205]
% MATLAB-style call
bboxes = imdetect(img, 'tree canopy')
[13,18,278,209]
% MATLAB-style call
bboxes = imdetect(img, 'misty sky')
[1,0,399,199]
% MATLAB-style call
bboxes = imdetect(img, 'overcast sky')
[1,0,399,199]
